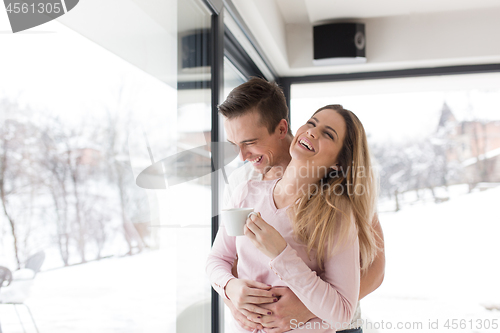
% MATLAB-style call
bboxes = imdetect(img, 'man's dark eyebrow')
[312,117,339,140]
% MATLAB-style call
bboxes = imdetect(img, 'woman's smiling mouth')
[299,138,315,152]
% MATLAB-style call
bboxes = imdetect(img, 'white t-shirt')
[222,162,362,328]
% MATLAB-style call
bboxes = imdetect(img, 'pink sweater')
[206,178,360,332]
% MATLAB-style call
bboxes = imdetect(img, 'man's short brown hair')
[218,77,290,135]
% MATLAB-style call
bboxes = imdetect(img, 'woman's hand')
[225,278,277,319]
[244,213,287,259]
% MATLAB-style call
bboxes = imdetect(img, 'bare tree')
[0,98,45,268]
[0,118,22,268]
[39,117,72,265]
[372,132,461,210]
[39,114,121,264]
[99,77,149,255]
[64,122,107,263]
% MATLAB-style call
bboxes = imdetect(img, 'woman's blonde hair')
[290,105,380,274]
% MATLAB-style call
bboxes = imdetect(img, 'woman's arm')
[359,214,385,300]
[245,213,360,327]
[269,242,359,326]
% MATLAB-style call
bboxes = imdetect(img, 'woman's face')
[290,109,346,173]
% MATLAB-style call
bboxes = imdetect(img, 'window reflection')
[0,0,214,331]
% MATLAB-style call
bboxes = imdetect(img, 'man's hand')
[223,298,264,331]
[225,278,277,319]
[249,287,316,333]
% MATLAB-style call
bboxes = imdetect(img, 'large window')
[291,73,500,330]
[0,0,216,331]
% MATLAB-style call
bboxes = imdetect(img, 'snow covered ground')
[362,185,500,333]
[1,250,174,333]
[1,185,499,333]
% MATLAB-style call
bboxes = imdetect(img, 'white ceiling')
[231,0,500,77]
[276,0,500,24]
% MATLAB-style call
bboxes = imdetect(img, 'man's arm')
[223,257,267,331]
[228,258,314,333]
[224,298,264,331]
[359,214,385,300]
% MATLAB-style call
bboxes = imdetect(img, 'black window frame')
[201,1,224,333]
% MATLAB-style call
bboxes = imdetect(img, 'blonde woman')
[207,105,380,332]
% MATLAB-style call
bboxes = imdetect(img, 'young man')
[219,77,385,332]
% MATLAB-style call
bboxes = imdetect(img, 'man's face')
[224,111,283,174]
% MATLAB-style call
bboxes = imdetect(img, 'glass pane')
[222,57,247,179]
[224,58,247,100]
[174,1,213,332]
[0,0,212,332]
[221,57,246,332]
[291,74,500,330]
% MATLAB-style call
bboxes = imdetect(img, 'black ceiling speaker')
[313,22,366,65]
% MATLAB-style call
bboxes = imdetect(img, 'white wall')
[232,0,290,74]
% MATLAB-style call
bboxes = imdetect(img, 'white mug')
[221,208,258,236]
